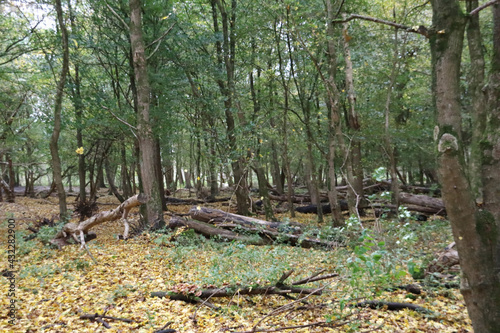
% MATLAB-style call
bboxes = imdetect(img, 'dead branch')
[181,209,341,248]
[189,206,304,230]
[353,300,431,313]
[151,270,337,303]
[80,312,135,329]
[168,216,271,245]
[333,14,429,38]
[50,194,147,249]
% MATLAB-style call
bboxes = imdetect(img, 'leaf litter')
[0,195,472,332]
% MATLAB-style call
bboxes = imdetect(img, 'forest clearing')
[1,189,471,332]
[2,0,500,331]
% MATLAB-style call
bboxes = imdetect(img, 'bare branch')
[333,14,429,38]
[101,105,138,138]
[470,0,500,16]
[146,23,176,60]
[105,2,129,31]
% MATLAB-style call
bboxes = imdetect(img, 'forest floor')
[0,192,472,332]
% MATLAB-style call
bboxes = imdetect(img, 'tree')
[129,0,164,229]
[211,0,250,215]
[49,0,70,218]
[431,0,500,331]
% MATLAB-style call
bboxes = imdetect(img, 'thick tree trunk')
[129,0,164,229]
[431,1,500,331]
[49,0,69,218]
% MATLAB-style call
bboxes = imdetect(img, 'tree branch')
[333,14,429,38]
[106,2,129,31]
[469,0,500,16]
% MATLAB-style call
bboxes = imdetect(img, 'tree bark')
[342,16,365,216]
[211,0,250,215]
[49,0,70,218]
[466,0,487,201]
[431,0,500,330]
[129,0,164,229]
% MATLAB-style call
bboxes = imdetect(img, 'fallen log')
[50,194,147,249]
[189,206,305,231]
[168,216,270,245]
[165,196,231,205]
[172,215,339,249]
[295,201,350,214]
[399,192,445,212]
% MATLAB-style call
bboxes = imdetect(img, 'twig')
[292,271,340,285]
[251,284,329,331]
[84,244,99,264]
[235,319,351,332]
[277,270,294,285]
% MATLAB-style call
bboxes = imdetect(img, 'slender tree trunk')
[68,0,86,206]
[342,16,364,216]
[274,16,294,216]
[120,143,133,198]
[49,0,69,218]
[129,0,164,229]
[324,0,343,225]
[384,28,402,211]
[212,0,249,215]
[431,0,500,330]
[466,0,487,201]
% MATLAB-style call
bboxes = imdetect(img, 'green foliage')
[16,231,38,256]
[342,227,407,295]
[19,263,61,279]
[37,223,65,247]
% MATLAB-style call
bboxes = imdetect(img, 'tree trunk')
[212,0,249,215]
[342,16,365,216]
[431,0,500,330]
[129,0,164,230]
[466,0,487,201]
[324,0,343,225]
[120,143,133,198]
[384,28,402,212]
[68,1,86,207]
[49,0,69,218]
[105,157,125,203]
[253,164,276,221]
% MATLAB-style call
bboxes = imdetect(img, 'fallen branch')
[80,312,135,329]
[151,270,337,303]
[189,206,305,230]
[50,194,147,249]
[168,216,270,245]
[175,213,340,249]
[353,300,431,313]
